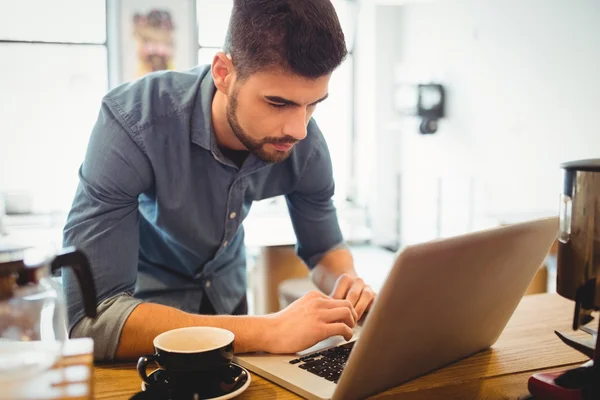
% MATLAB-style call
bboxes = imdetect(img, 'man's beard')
[226,87,298,163]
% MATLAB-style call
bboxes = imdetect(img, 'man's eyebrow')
[264,93,329,106]
[311,93,329,105]
[265,96,299,106]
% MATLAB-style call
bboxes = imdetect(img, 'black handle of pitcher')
[51,247,98,319]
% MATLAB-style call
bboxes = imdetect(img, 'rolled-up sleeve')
[285,125,345,268]
[62,98,153,359]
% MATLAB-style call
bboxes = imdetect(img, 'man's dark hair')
[223,0,347,80]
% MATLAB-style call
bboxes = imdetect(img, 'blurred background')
[1,0,598,312]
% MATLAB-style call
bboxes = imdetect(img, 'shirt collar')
[191,67,217,151]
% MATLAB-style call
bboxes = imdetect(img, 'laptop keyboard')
[288,341,356,384]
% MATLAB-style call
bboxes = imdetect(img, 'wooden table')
[94,293,590,399]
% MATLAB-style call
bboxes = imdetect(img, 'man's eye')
[269,103,287,109]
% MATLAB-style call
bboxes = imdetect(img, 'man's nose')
[283,108,308,141]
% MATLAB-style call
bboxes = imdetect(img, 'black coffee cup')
[137,326,235,386]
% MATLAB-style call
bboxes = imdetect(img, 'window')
[196,0,232,67]
[0,0,106,43]
[196,0,233,48]
[0,0,355,213]
[0,1,108,213]
[312,57,353,202]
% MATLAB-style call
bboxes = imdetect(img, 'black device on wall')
[417,83,445,134]
[394,82,446,134]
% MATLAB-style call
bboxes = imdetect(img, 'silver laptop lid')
[334,217,558,400]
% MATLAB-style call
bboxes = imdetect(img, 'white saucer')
[141,363,251,400]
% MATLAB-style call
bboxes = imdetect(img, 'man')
[63,0,375,361]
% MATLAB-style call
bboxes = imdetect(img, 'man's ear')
[211,52,236,95]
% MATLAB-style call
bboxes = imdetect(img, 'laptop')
[234,217,559,400]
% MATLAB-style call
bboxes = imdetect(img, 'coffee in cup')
[137,326,235,386]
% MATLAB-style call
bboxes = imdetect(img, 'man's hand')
[330,274,376,321]
[310,248,376,321]
[265,290,358,354]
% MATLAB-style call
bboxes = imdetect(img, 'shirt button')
[223,240,228,247]
[205,280,211,288]
[229,212,237,219]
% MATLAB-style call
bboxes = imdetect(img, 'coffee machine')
[529,159,600,399]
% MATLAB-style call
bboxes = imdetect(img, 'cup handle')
[137,354,160,385]
[218,367,247,394]
[230,368,246,386]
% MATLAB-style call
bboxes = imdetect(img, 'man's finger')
[345,279,365,307]
[354,287,376,321]
[318,298,358,322]
[325,322,354,341]
[331,275,352,300]
[321,306,356,328]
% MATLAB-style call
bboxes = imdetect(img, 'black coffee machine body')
[529,159,600,399]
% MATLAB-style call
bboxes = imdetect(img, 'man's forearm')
[115,302,274,360]
[310,247,357,295]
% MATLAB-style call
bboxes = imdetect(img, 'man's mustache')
[262,135,298,145]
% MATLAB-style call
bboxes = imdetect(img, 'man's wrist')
[311,264,355,295]
[242,314,279,353]
[310,248,357,295]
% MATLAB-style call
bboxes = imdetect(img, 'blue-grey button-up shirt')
[62,65,344,359]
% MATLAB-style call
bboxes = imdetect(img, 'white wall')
[360,0,600,246]
[353,3,406,247]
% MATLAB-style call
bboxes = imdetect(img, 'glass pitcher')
[0,246,97,381]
